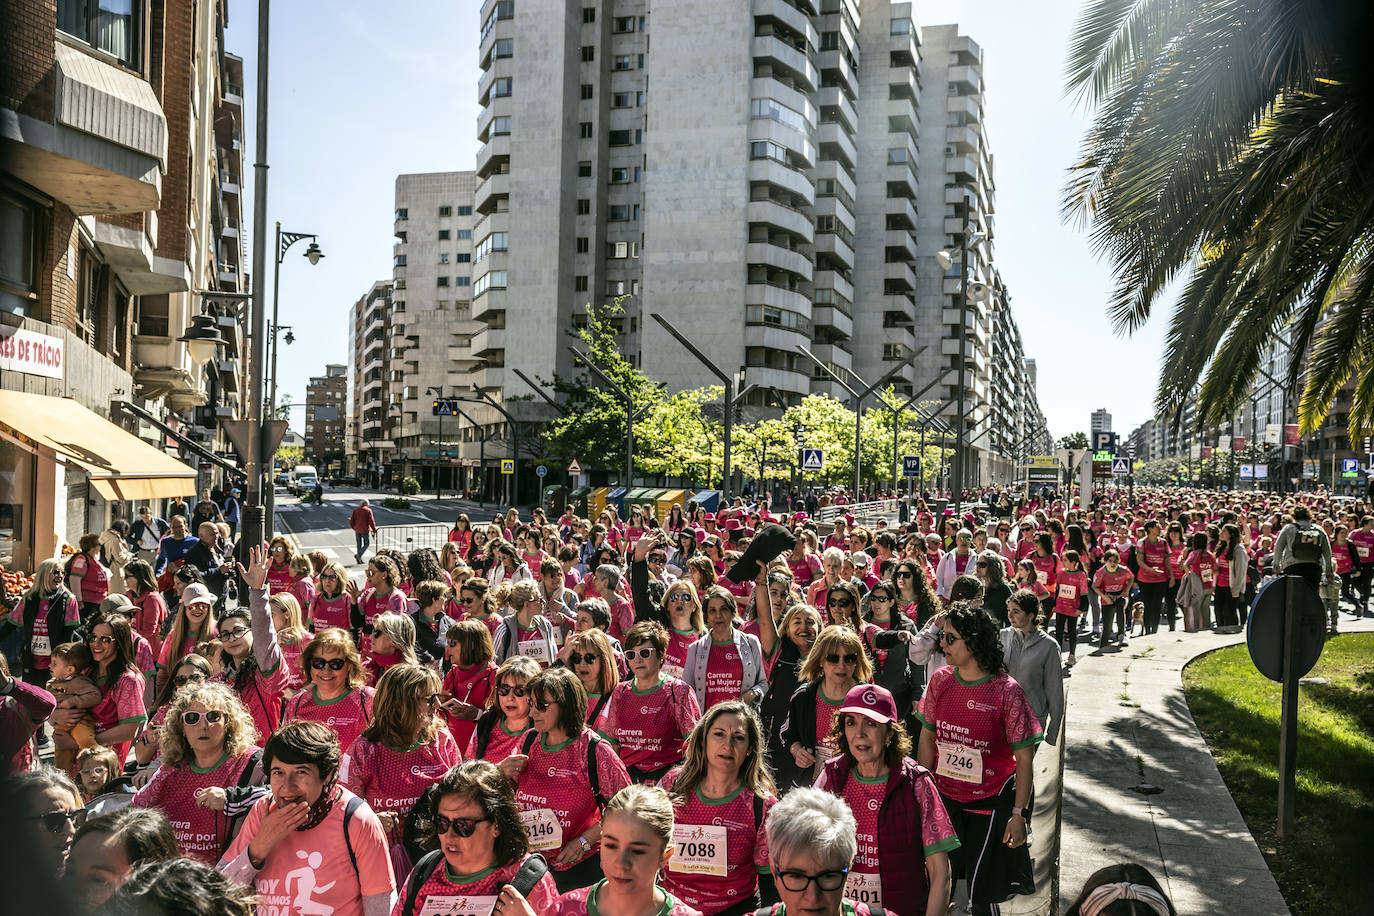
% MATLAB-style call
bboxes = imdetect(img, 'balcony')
[884,260,916,290]
[747,241,812,280]
[476,134,511,176]
[748,198,813,241]
[747,159,815,205]
[946,125,981,153]
[471,327,506,358]
[751,35,819,93]
[746,282,812,318]
[475,172,509,214]
[946,155,978,181]
[749,366,812,398]
[812,305,852,340]
[745,323,810,354]
[751,0,818,50]
[815,49,857,98]
[885,230,917,262]
[816,87,856,134]
[948,65,982,93]
[948,93,982,120]
[885,195,918,229]
[813,231,854,271]
[816,121,856,172]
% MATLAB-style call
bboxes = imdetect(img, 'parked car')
[331,475,360,487]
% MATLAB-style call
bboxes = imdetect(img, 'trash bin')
[628,488,665,520]
[607,487,628,517]
[570,486,591,518]
[689,490,720,513]
[543,485,570,516]
[655,489,686,524]
[590,487,608,518]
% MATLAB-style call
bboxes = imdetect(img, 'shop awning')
[0,390,196,501]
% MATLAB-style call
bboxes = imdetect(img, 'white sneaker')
[1120,634,1129,645]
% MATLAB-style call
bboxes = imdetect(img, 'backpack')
[400,782,444,865]
[341,794,366,877]
[521,729,608,809]
[400,851,549,916]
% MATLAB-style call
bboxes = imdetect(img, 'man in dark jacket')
[128,506,170,565]
[184,521,234,605]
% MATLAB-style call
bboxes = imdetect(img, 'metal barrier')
[375,524,451,554]
[815,499,902,527]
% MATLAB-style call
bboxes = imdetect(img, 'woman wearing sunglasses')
[778,625,873,790]
[604,622,701,784]
[892,558,938,627]
[467,656,541,766]
[50,613,146,767]
[440,619,499,750]
[659,701,777,916]
[307,561,354,634]
[461,577,503,638]
[916,602,1042,916]
[505,666,633,891]
[341,663,460,860]
[562,628,620,733]
[4,767,86,879]
[859,580,920,724]
[132,681,264,863]
[210,545,289,749]
[281,627,375,753]
[396,759,560,916]
[134,653,212,775]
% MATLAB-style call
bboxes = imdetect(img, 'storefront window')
[0,436,34,572]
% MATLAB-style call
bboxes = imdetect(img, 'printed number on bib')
[844,871,883,912]
[518,639,552,664]
[935,740,983,785]
[519,808,563,853]
[1358,546,1370,560]
[669,823,727,876]
[30,634,51,656]
[1057,584,1076,601]
[418,895,498,916]
[1036,570,1048,585]
[1201,568,1215,586]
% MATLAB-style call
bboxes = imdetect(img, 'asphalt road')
[272,487,506,570]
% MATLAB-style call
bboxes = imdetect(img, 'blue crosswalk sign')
[1111,457,1131,476]
[903,455,922,478]
[801,448,824,471]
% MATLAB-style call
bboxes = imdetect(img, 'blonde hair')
[372,613,419,665]
[161,682,258,768]
[318,561,351,598]
[300,628,367,691]
[268,593,307,643]
[567,629,619,696]
[289,555,312,577]
[507,580,541,611]
[604,784,674,852]
[360,663,442,750]
[661,580,704,633]
[799,625,873,683]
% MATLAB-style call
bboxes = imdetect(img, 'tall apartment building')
[350,280,393,488]
[305,364,348,473]
[467,0,1038,486]
[1,0,244,565]
[1090,408,1112,437]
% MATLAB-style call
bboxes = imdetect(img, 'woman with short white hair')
[764,787,879,916]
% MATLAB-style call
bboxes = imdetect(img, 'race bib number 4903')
[669,823,727,876]
[519,808,563,853]
[418,896,498,916]
[935,741,983,785]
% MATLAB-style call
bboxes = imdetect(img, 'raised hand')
[237,543,271,590]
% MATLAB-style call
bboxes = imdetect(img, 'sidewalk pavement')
[1057,611,1374,915]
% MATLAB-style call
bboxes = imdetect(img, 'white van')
[291,464,319,496]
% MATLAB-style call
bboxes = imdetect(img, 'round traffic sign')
[1246,575,1326,683]
[536,465,547,478]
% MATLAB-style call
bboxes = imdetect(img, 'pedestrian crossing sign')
[800,448,824,471]
[501,459,514,474]
[1111,457,1131,476]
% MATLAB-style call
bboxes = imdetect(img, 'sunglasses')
[668,593,691,603]
[320,573,339,581]
[825,653,859,666]
[567,652,599,666]
[435,815,490,838]
[895,571,913,579]
[172,673,206,687]
[222,625,250,640]
[181,710,225,725]
[870,594,892,603]
[939,631,962,646]
[310,658,348,671]
[827,598,853,609]
[29,808,86,833]
[461,597,478,604]
[532,697,555,711]
[648,556,667,563]
[426,692,442,707]
[497,684,527,697]
[87,634,115,646]
[625,647,657,661]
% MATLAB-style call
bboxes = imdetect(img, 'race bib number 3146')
[519,808,563,853]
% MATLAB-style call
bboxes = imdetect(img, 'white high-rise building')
[1091,408,1113,437]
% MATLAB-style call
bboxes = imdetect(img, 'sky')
[224,0,1170,444]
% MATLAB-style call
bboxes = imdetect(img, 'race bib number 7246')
[935,740,983,785]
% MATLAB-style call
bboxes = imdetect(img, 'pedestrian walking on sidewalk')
[350,498,379,564]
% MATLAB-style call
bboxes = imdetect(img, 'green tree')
[274,444,302,469]
[1057,432,1089,450]
[1064,0,1374,439]
[734,418,794,489]
[779,396,856,485]
[634,386,720,480]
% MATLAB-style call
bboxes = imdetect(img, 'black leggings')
[1053,613,1078,656]
[1138,580,1168,635]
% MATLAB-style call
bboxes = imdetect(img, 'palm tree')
[1062,0,1374,438]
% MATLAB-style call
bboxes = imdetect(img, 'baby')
[47,641,102,773]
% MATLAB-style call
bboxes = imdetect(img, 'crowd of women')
[10,484,1360,914]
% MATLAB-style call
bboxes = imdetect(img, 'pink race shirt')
[310,593,353,632]
[132,748,259,863]
[1186,550,1218,588]
[1093,566,1133,601]
[342,729,461,843]
[129,590,169,658]
[289,576,317,612]
[659,770,774,914]
[393,853,560,916]
[441,662,498,751]
[222,787,395,916]
[703,641,744,711]
[514,731,632,870]
[918,669,1043,803]
[265,561,294,593]
[359,588,408,652]
[1136,539,1171,584]
[663,628,697,680]
[283,686,376,754]
[279,632,313,690]
[605,676,701,774]
[70,554,109,604]
[1053,570,1089,616]
[787,553,822,588]
[553,882,702,916]
[814,688,845,764]
[467,718,528,762]
[23,595,80,671]
[91,669,147,764]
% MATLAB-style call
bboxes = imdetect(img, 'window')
[455,277,471,287]
[439,253,450,264]
[609,205,630,221]
[136,295,168,336]
[473,271,508,298]
[610,167,629,183]
[395,208,409,220]
[750,98,809,133]
[439,206,452,217]
[457,230,472,239]
[576,237,590,253]
[493,38,513,59]
[638,54,645,69]
[887,147,910,164]
[607,241,633,259]
[609,130,633,146]
[819,31,839,51]
[480,0,514,42]
[437,276,449,287]
[746,304,812,336]
[581,84,594,100]
[491,117,511,135]
[614,16,635,32]
[457,206,472,216]
[438,230,451,240]
[575,276,589,292]
[475,232,509,261]
[582,7,595,22]
[456,253,471,263]
[612,92,633,108]
[631,280,640,295]
[576,199,591,215]
[883,343,910,361]
[494,77,512,97]
[607,280,626,296]
[890,17,913,36]
[613,55,635,71]
[634,167,641,182]
[394,254,407,267]
[0,191,39,316]
[581,46,595,62]
[578,161,593,178]
[637,92,646,107]
[580,121,594,138]
[58,0,141,69]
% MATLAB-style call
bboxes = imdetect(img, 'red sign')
[0,326,64,379]
[1202,446,1214,460]
[1284,424,1300,446]
[1232,436,1246,452]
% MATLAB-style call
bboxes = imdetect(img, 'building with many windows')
[350,280,393,488]
[305,364,347,474]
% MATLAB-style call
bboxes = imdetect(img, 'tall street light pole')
[889,376,942,491]
[795,345,925,499]
[465,387,522,508]
[242,0,273,561]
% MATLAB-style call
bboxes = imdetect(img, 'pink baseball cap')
[838,684,898,725]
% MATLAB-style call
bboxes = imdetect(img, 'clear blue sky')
[225,0,1168,444]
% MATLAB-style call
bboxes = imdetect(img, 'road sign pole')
[1277,575,1299,838]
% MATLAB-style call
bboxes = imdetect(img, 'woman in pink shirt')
[281,628,376,754]
[287,555,316,614]
[123,558,168,661]
[264,536,295,594]
[355,555,408,652]
[68,533,111,618]
[447,513,474,560]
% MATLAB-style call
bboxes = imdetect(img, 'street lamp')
[178,313,228,367]
[936,205,991,511]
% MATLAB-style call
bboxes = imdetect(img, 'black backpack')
[401,851,549,916]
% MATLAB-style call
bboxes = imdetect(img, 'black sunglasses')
[532,697,555,711]
[496,684,527,697]
[434,814,490,838]
[895,571,913,579]
[939,631,962,646]
[827,597,854,609]
[567,652,599,666]
[826,653,859,666]
[310,658,347,671]
[29,808,86,833]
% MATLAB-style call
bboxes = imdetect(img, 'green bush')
[299,491,317,504]
[398,476,421,496]
[381,497,411,510]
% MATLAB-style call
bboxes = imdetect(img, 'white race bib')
[935,740,983,785]
[1358,545,1370,560]
[662,662,684,679]
[1057,584,1076,601]
[844,871,883,912]
[669,823,728,876]
[418,895,498,916]
[519,807,563,852]
[1201,567,1215,586]
[1036,570,1048,585]
[30,634,51,657]
[518,638,552,664]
